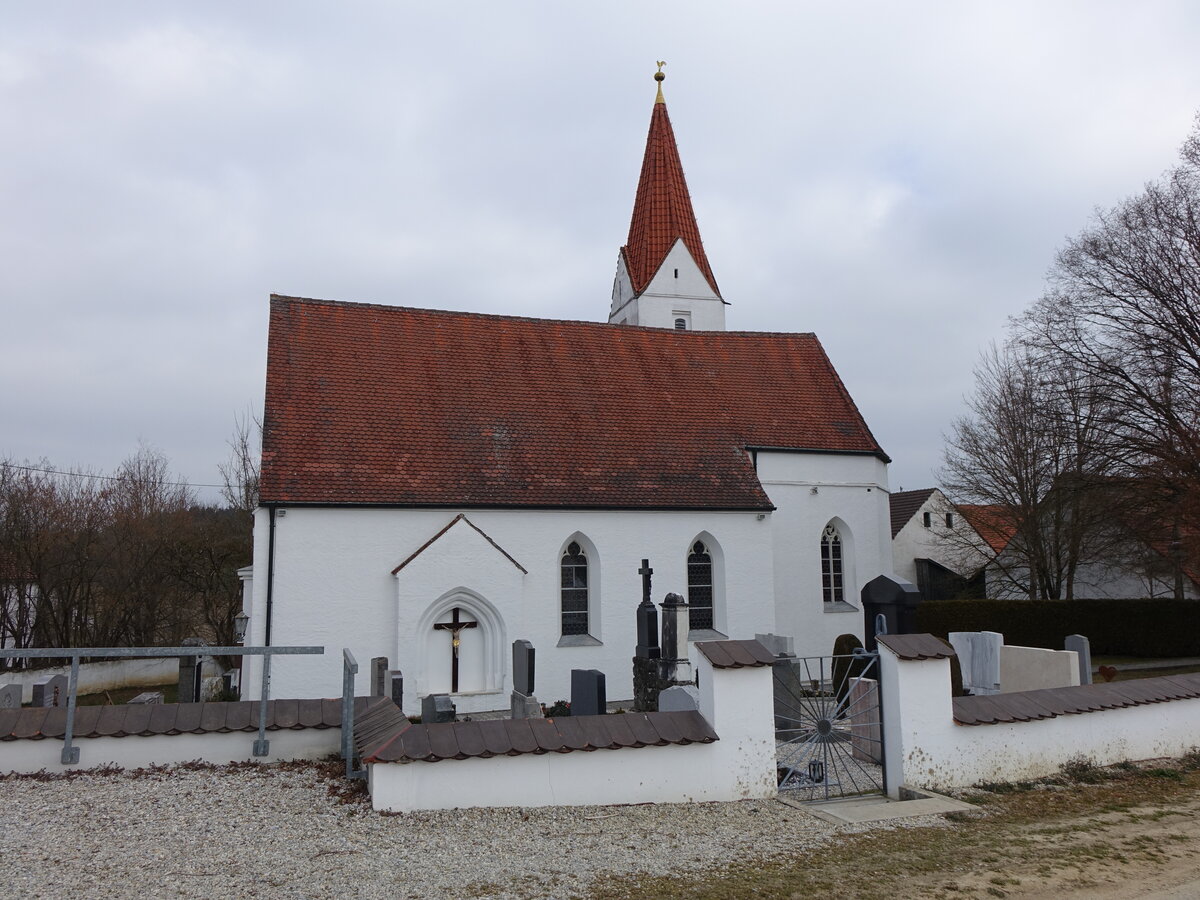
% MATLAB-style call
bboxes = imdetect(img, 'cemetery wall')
[245,506,775,713]
[3,658,177,705]
[1,725,342,774]
[917,598,1200,658]
[880,645,1200,794]
[368,649,778,811]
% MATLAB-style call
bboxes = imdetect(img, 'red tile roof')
[261,296,887,508]
[957,504,1018,554]
[622,96,720,298]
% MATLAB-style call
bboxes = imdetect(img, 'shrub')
[916,598,1200,657]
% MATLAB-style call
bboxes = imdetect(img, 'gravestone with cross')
[432,607,478,694]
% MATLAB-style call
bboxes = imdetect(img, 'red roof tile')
[957,504,1018,554]
[261,296,888,508]
[622,95,720,298]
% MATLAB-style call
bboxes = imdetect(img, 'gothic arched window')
[687,540,714,629]
[561,541,589,636]
[821,524,844,604]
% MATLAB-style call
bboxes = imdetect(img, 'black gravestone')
[512,640,535,696]
[570,669,606,716]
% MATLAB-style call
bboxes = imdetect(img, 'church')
[242,70,894,712]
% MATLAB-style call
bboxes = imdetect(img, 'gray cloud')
[3,2,1199,500]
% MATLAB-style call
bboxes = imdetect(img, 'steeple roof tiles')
[622,99,720,298]
[262,295,888,508]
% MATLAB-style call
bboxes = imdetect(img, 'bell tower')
[609,63,727,331]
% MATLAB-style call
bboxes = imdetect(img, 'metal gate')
[774,651,884,801]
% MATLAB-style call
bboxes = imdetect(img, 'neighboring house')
[890,489,988,601]
[241,74,896,712]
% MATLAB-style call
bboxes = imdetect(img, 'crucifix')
[639,559,654,605]
[433,607,478,693]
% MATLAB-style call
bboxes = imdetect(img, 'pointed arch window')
[561,541,589,636]
[687,540,714,630]
[821,524,844,604]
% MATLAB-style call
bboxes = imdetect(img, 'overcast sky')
[3,2,1199,504]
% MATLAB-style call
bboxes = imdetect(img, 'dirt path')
[587,758,1200,900]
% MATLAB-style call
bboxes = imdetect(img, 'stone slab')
[0,683,20,709]
[32,674,68,707]
[657,684,699,712]
[512,640,535,696]
[1000,645,1080,693]
[1065,634,1092,685]
[800,789,977,824]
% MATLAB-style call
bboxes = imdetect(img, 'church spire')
[609,64,726,331]
[621,64,721,301]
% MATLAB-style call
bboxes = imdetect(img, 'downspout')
[264,505,277,646]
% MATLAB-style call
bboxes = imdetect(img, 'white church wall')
[757,451,892,658]
[246,506,774,712]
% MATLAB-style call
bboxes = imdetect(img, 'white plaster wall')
[0,727,341,775]
[3,658,178,705]
[891,490,987,584]
[758,451,891,658]
[368,649,776,811]
[610,240,725,331]
[247,507,774,713]
[879,645,1200,793]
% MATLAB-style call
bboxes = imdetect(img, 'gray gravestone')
[510,691,543,719]
[657,684,700,712]
[570,669,606,716]
[754,633,795,658]
[32,674,68,707]
[129,691,164,704]
[659,593,692,686]
[512,640,535,696]
[0,683,20,709]
[421,693,456,724]
[388,670,404,711]
[371,657,388,697]
[1065,634,1093,685]
[950,631,1002,694]
[178,638,207,703]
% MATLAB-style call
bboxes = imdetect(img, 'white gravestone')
[948,631,1002,695]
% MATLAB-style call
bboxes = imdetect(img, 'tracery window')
[821,524,844,604]
[687,540,714,629]
[560,541,589,636]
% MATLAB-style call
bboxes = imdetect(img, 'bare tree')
[940,342,1121,599]
[219,412,261,515]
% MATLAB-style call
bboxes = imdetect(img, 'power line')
[2,462,226,490]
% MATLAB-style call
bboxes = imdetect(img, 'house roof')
[621,87,720,298]
[957,504,1018,554]
[261,296,888,508]
[889,488,937,538]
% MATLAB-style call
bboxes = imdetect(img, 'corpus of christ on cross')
[433,606,478,693]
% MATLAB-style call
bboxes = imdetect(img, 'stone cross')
[433,607,478,693]
[639,559,653,604]
[570,669,606,716]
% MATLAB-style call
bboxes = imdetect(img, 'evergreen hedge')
[915,598,1200,658]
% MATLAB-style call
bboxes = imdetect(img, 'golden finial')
[654,60,666,103]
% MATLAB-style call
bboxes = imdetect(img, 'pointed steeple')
[621,66,722,301]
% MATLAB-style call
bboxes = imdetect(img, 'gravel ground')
[1,760,945,899]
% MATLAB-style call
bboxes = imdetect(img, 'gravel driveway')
[2,760,935,899]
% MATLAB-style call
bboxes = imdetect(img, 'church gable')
[261,295,888,508]
[391,514,527,576]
